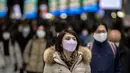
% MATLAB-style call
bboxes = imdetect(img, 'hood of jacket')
[43,46,92,65]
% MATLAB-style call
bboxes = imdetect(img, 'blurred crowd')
[0,12,129,73]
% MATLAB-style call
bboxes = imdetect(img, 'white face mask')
[3,32,10,40]
[22,27,30,37]
[36,30,46,38]
[22,27,30,33]
[93,32,108,43]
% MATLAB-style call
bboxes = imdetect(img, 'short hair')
[55,29,81,52]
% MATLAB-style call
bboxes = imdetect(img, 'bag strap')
[109,42,117,57]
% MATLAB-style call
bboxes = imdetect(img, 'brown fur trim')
[43,46,92,64]
[78,46,92,64]
[43,47,55,64]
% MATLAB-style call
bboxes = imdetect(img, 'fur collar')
[43,46,92,64]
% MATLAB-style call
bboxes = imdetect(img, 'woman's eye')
[73,38,76,40]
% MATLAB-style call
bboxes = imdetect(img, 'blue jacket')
[90,41,121,73]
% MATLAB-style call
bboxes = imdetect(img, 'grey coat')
[0,40,22,73]
[43,46,92,73]
[0,40,22,68]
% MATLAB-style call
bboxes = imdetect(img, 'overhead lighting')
[117,11,125,18]
[80,13,87,21]
[45,13,54,19]
[111,12,117,18]
[60,13,67,19]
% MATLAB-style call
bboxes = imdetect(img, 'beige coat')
[43,46,92,73]
[24,39,46,72]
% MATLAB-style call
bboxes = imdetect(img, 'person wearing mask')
[79,28,94,46]
[16,24,33,54]
[0,31,22,73]
[88,22,121,73]
[15,24,33,73]
[24,25,47,73]
[43,29,92,73]
[119,27,130,73]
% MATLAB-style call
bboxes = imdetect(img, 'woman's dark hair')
[93,22,108,32]
[55,29,81,52]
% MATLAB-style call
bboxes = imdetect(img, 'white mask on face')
[3,32,10,40]
[36,30,46,38]
[93,32,108,43]
[23,27,30,33]
[22,27,30,37]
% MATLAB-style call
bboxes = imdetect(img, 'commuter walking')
[88,22,121,73]
[24,25,47,73]
[15,24,33,73]
[0,31,22,73]
[43,29,92,73]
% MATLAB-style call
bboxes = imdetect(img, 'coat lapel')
[54,52,83,72]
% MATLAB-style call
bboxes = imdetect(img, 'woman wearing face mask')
[23,25,47,73]
[0,31,22,73]
[88,22,121,73]
[43,29,92,73]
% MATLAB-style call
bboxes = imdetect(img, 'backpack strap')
[109,42,117,57]
[88,42,117,58]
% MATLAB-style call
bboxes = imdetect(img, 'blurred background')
[0,0,130,73]
[0,0,129,33]
[0,0,130,49]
